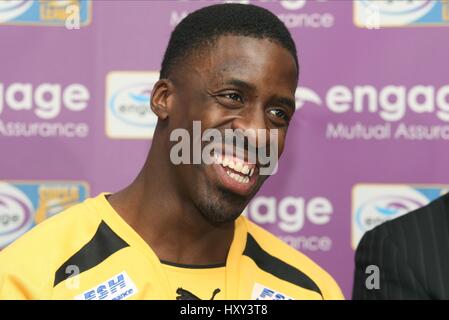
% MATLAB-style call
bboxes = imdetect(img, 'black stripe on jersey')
[53,220,129,287]
[243,233,323,297]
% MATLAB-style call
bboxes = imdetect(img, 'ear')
[150,79,174,120]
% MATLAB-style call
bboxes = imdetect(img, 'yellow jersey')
[0,193,344,300]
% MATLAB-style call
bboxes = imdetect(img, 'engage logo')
[295,87,322,110]
[0,183,34,249]
[351,184,449,249]
[354,0,449,28]
[105,71,159,139]
[295,84,449,122]
[171,0,334,29]
[243,195,334,252]
[0,181,88,249]
[0,1,33,23]
[0,82,90,119]
[0,82,91,138]
[295,84,449,141]
[0,0,91,27]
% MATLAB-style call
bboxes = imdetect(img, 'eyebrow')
[273,96,296,112]
[223,78,257,92]
[223,78,296,111]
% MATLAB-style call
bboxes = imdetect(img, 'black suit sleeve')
[352,225,428,300]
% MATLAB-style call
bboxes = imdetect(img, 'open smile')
[207,152,258,196]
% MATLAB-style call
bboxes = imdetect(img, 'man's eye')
[269,109,290,121]
[223,93,243,103]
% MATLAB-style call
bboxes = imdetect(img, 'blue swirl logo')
[0,0,33,23]
[356,195,423,232]
[108,83,157,128]
[360,0,435,16]
[359,0,437,26]
[0,192,32,237]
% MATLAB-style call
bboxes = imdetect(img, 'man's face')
[166,35,298,224]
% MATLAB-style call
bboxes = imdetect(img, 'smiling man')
[0,3,343,300]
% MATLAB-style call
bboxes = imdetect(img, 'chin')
[201,211,241,225]
[196,190,247,225]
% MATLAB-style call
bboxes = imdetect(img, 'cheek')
[197,104,228,131]
[186,99,220,126]
[273,131,287,156]
[167,102,189,131]
[169,89,204,124]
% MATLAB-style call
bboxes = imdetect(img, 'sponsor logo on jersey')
[251,283,293,300]
[75,272,138,300]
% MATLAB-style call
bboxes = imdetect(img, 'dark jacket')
[353,193,449,299]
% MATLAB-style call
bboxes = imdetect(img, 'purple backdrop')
[1,0,449,299]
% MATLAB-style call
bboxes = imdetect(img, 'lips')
[207,152,258,196]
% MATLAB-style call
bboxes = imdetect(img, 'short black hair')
[160,3,298,79]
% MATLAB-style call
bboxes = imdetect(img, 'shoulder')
[242,217,344,300]
[1,197,101,259]
[353,194,449,300]
[362,192,449,245]
[0,197,102,297]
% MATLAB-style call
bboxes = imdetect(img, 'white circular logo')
[373,0,435,15]
[0,183,34,248]
[360,0,436,26]
[0,0,33,23]
[109,83,158,128]
[355,195,424,233]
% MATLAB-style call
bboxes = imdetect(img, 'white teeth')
[226,170,249,184]
[234,162,243,173]
[219,156,255,180]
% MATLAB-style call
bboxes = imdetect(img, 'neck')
[108,135,235,266]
